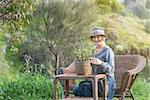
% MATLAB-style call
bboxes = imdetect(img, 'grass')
[132,77,150,100]
[113,77,150,100]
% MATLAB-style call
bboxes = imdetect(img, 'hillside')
[96,14,150,55]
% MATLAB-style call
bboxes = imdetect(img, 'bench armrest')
[120,70,138,92]
[120,71,130,91]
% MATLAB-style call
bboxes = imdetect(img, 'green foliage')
[0,72,62,99]
[0,0,36,22]
[1,0,37,44]
[73,40,94,61]
[0,0,37,69]
[5,44,24,70]
[132,77,150,100]
[95,0,123,14]
[26,0,98,67]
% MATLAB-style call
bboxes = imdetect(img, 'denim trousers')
[73,76,116,100]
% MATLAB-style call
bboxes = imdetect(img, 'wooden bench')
[114,55,146,100]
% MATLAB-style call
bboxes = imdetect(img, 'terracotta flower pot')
[75,60,92,75]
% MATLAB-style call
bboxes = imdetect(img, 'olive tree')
[0,0,37,69]
[27,0,97,68]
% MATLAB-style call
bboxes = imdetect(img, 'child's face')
[91,35,106,46]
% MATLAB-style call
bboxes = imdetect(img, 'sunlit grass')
[113,77,150,100]
[132,77,150,100]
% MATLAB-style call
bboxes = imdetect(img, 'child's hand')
[89,57,103,65]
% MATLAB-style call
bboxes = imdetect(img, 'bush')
[0,73,62,99]
[95,0,123,14]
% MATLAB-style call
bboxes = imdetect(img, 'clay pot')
[75,60,92,75]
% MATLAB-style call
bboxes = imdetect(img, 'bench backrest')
[114,55,146,89]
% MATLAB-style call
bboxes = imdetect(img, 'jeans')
[73,76,116,100]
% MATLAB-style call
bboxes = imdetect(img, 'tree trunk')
[55,53,59,69]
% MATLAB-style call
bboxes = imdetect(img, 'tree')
[0,0,37,69]
[27,0,97,68]
[1,0,37,46]
[0,0,36,21]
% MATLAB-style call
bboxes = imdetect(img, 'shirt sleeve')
[100,48,115,74]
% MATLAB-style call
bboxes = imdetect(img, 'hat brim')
[90,33,106,38]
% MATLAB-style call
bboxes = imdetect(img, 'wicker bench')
[114,55,146,100]
[56,55,146,100]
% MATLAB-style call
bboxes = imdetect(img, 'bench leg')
[54,78,58,100]
[103,77,107,100]
[129,91,135,100]
[120,92,125,100]
[92,78,98,100]
[64,79,69,98]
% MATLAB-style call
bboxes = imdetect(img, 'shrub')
[95,0,123,14]
[0,73,62,99]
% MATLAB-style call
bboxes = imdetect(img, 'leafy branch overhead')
[0,0,35,22]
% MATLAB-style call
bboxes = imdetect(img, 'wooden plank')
[64,97,93,100]
[64,97,103,100]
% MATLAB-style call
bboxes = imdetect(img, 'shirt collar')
[96,45,109,55]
